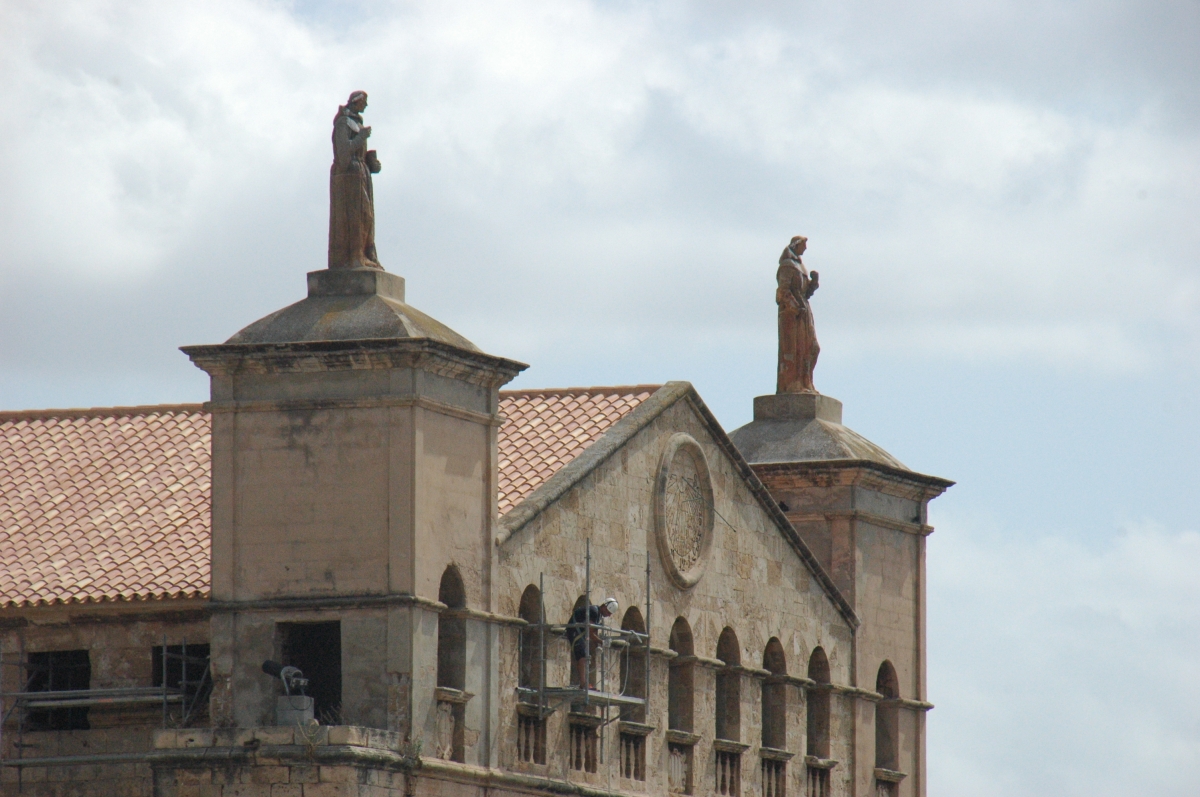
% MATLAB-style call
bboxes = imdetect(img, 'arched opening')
[806,648,831,758]
[516,584,547,764]
[761,638,787,750]
[436,566,467,763]
[874,661,900,772]
[518,585,542,690]
[437,566,466,691]
[620,607,647,722]
[715,627,741,741]
[760,638,789,797]
[668,617,696,794]
[668,617,694,732]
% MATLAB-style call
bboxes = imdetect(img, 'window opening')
[25,650,91,731]
[806,648,831,759]
[874,660,900,773]
[280,622,341,724]
[436,566,469,762]
[762,637,787,751]
[668,617,694,733]
[715,627,740,742]
[620,607,647,723]
[152,642,212,725]
[437,566,467,691]
[518,585,543,690]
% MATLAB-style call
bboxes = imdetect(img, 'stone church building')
[0,101,950,797]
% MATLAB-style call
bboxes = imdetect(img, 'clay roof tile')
[0,387,658,606]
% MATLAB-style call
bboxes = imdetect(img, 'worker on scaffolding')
[566,597,618,689]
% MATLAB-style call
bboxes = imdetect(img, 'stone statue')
[328,91,383,270]
[776,235,820,393]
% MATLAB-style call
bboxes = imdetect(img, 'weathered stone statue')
[328,91,383,270]
[776,235,820,393]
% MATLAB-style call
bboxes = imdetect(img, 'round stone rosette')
[654,433,715,589]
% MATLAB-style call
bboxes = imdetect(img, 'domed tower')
[181,94,525,763]
[729,237,952,797]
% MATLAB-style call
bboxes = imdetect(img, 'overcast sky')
[3,1,1199,793]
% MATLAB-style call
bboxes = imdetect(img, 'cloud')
[1,4,1199,791]
[1,0,1196,402]
[929,516,1200,796]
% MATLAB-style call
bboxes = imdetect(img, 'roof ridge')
[0,404,206,422]
[500,384,662,398]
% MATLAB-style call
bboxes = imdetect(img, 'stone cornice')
[181,338,527,388]
[207,593,525,626]
[751,459,953,501]
[204,395,502,426]
[788,510,934,537]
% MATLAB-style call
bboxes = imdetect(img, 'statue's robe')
[328,109,381,270]
[776,261,820,393]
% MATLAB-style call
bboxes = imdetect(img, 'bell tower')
[182,92,525,765]
[729,237,951,797]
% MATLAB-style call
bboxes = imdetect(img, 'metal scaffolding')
[0,635,211,771]
[517,539,652,725]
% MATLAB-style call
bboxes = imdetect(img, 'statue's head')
[789,235,807,257]
[347,91,369,113]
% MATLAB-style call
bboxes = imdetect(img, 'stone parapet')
[151,725,419,797]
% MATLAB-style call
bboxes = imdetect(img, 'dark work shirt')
[565,605,603,644]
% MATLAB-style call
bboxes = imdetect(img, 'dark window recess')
[281,622,342,724]
[25,650,91,731]
[152,643,212,717]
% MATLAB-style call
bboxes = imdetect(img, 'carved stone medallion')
[654,433,714,589]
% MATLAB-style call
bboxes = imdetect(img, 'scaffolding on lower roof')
[0,635,211,772]
[516,538,652,728]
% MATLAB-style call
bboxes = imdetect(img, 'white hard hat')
[603,597,619,613]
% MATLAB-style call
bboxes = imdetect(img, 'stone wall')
[0,606,210,796]
[494,391,858,795]
[760,463,946,797]
[1,606,209,744]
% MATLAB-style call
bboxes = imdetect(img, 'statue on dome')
[776,235,820,393]
[328,91,383,270]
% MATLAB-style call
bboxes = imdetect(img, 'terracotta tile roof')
[497,386,659,516]
[0,387,658,608]
[0,406,210,608]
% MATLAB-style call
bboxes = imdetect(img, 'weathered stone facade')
[1,263,949,797]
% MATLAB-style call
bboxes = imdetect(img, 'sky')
[2,1,1199,793]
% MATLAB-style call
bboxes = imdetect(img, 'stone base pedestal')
[752,392,843,423]
[308,268,406,301]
